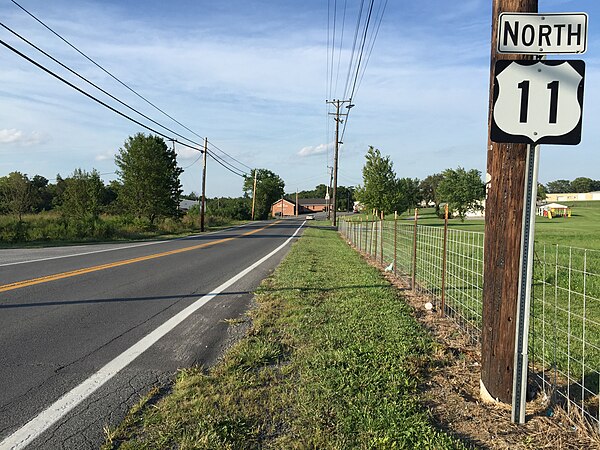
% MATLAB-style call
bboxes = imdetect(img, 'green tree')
[537,183,547,202]
[0,172,34,221]
[355,146,409,214]
[546,179,571,193]
[49,174,67,208]
[207,197,251,220]
[570,177,594,193]
[419,173,444,214]
[115,133,183,224]
[243,169,284,220]
[437,167,485,221]
[59,169,105,222]
[31,175,54,212]
[397,178,420,211]
[297,184,328,200]
[334,185,355,211]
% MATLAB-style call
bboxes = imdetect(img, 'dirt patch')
[359,250,600,450]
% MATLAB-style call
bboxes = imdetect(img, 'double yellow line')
[0,222,279,294]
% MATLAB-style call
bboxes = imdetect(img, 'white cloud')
[298,142,333,157]
[95,149,116,162]
[0,129,43,146]
[176,146,201,160]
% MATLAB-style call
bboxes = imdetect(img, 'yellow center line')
[0,221,281,293]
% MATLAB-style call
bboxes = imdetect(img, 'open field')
[0,212,246,248]
[104,224,464,449]
[363,201,600,250]
[342,212,600,427]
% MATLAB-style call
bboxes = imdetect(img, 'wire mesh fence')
[339,217,600,430]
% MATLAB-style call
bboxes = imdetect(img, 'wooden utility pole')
[326,167,332,220]
[326,99,352,227]
[296,190,298,216]
[481,0,537,404]
[251,170,257,220]
[200,137,208,232]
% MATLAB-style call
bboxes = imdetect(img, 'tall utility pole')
[251,169,258,220]
[296,190,298,216]
[326,99,353,227]
[200,137,208,232]
[481,0,537,405]
[326,166,333,220]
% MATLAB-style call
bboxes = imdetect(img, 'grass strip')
[104,224,466,449]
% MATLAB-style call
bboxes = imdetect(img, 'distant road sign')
[491,60,585,145]
[498,12,588,54]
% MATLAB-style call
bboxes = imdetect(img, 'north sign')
[498,12,588,54]
[491,60,585,145]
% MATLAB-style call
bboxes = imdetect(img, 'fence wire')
[339,218,600,430]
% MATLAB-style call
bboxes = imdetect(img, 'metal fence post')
[412,208,419,291]
[374,215,378,260]
[394,211,398,276]
[380,211,384,265]
[440,204,449,316]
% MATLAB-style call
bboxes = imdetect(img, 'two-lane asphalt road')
[0,219,305,449]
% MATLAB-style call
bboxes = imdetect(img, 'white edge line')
[0,221,265,267]
[0,221,304,450]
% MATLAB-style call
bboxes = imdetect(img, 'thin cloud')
[298,142,333,157]
[0,129,43,146]
[95,149,116,162]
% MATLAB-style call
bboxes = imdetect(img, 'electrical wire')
[206,150,247,178]
[0,21,204,150]
[207,140,252,171]
[181,152,203,170]
[9,0,255,172]
[0,37,202,154]
[9,0,207,145]
[346,0,375,103]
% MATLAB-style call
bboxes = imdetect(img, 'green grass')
[0,212,247,248]
[104,224,466,449]
[343,207,600,401]
[356,201,600,249]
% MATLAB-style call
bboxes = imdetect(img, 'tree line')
[543,178,600,194]
[0,134,286,242]
[354,146,486,220]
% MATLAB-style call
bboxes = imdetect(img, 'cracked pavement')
[0,220,303,448]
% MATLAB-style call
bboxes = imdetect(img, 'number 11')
[518,80,559,124]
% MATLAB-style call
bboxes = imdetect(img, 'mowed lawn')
[392,201,600,250]
[104,225,466,449]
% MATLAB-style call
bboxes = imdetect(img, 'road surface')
[0,219,304,449]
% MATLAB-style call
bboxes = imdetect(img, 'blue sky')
[0,0,598,197]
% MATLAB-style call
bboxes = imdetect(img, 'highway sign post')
[498,12,588,54]
[486,5,588,425]
[491,59,585,145]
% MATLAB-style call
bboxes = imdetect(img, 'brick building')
[270,198,330,217]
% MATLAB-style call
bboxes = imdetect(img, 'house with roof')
[270,197,330,217]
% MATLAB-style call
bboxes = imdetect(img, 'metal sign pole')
[512,142,540,423]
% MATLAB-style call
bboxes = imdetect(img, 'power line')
[9,0,254,172]
[346,0,376,103]
[207,140,252,171]
[9,0,206,144]
[0,21,204,150]
[206,150,247,178]
[0,37,202,154]
[181,152,203,170]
